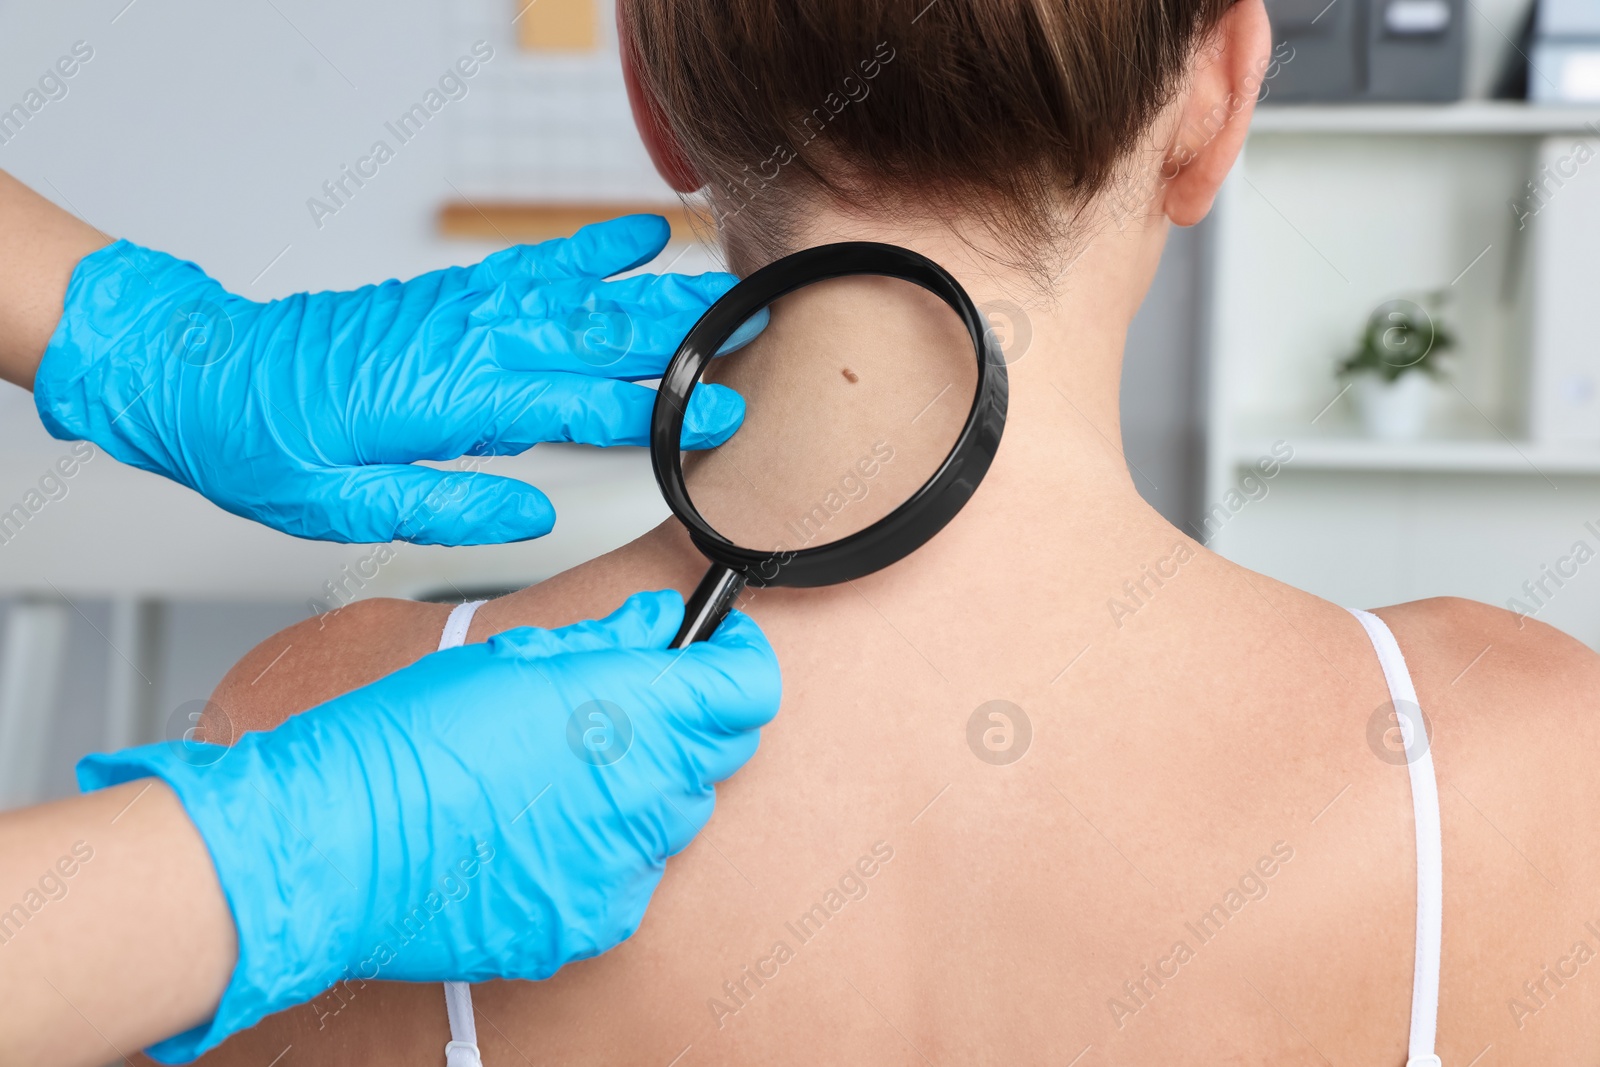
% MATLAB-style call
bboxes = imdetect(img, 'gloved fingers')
[472,215,674,290]
[328,465,557,546]
[470,277,766,380]
[467,244,559,292]
[654,611,783,737]
[473,373,743,452]
[560,272,769,370]
[677,725,764,789]
[655,785,717,858]
[486,590,686,660]
[717,306,769,355]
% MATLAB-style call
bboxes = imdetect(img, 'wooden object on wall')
[516,0,599,51]
[437,201,712,244]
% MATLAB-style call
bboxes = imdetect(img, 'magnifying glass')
[651,242,1009,648]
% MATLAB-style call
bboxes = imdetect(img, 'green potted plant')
[1338,293,1455,442]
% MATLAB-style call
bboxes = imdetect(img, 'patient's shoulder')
[1372,601,1600,889]
[464,529,705,641]
[1373,596,1600,718]
[206,597,453,738]
[203,527,703,740]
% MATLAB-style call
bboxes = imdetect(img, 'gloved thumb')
[664,610,783,734]
[320,465,558,546]
[646,610,781,787]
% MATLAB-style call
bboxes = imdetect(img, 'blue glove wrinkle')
[37,243,185,470]
[464,243,540,289]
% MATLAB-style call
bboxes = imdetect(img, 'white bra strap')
[1349,609,1443,1067]
[439,600,485,653]
[438,602,487,1067]
[443,981,483,1067]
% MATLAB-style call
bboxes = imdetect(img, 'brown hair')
[622,0,1238,266]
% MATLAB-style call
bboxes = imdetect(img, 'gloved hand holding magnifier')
[650,242,1010,646]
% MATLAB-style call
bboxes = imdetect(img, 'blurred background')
[0,0,1591,803]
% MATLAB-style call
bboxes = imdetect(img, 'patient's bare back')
[174,519,1600,1067]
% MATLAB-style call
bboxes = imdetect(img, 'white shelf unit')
[1204,105,1600,648]
[1249,102,1600,134]
[1229,433,1600,474]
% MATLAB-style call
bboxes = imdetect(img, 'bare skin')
[0,781,238,1065]
[0,174,237,1066]
[0,168,108,388]
[173,3,1600,1064]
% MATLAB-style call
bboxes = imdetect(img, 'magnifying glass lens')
[681,274,980,555]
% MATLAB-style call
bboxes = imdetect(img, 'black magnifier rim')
[651,241,1008,589]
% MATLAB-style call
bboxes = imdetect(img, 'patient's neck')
[684,202,1174,557]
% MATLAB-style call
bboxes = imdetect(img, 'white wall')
[0,0,687,285]
[4,0,500,293]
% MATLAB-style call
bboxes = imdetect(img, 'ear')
[617,2,702,194]
[1161,0,1272,227]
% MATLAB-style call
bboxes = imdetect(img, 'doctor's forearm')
[0,168,108,390]
[0,780,236,1067]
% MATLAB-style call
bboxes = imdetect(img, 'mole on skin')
[841,368,860,384]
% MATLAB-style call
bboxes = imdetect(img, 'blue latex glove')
[77,591,780,1063]
[35,215,761,545]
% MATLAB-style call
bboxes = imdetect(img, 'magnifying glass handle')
[672,565,748,648]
